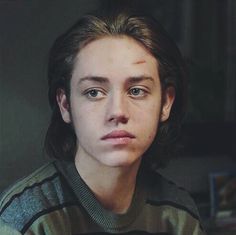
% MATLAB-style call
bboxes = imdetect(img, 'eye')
[84,89,106,99]
[128,87,147,97]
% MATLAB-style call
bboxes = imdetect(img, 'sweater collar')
[55,159,147,230]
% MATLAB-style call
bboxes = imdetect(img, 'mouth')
[101,130,135,145]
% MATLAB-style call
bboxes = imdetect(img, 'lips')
[101,130,135,140]
[101,130,135,145]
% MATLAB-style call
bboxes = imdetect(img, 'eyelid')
[127,86,149,97]
[83,87,107,99]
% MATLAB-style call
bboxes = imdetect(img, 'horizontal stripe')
[146,200,204,231]
[21,202,78,234]
[0,172,60,216]
[146,200,199,220]
[72,232,172,235]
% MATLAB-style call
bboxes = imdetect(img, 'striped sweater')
[0,160,205,235]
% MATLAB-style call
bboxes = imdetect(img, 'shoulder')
[144,170,205,233]
[0,161,58,209]
[0,161,75,233]
[146,170,199,215]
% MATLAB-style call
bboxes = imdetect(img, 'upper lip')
[101,130,135,140]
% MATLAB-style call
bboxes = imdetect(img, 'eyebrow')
[78,76,109,85]
[77,75,155,85]
[126,76,155,85]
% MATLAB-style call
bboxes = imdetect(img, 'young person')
[0,10,206,235]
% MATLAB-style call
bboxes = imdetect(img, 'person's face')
[57,36,174,168]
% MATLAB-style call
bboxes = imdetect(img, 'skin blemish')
[133,60,146,65]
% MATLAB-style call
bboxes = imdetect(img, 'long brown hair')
[45,9,187,170]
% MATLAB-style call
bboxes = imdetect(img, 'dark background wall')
[0,0,235,214]
[0,0,103,190]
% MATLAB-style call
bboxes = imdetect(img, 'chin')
[99,152,141,168]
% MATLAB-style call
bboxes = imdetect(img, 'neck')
[74,150,141,214]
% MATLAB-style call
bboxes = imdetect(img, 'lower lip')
[102,137,133,145]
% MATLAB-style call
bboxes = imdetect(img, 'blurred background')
[0,0,235,234]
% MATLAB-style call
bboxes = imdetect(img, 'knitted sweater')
[0,160,205,235]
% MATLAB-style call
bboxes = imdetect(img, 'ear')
[160,86,175,122]
[56,88,71,123]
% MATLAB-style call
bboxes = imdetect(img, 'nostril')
[109,114,129,124]
[119,115,128,124]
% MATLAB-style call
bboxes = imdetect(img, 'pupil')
[90,90,97,97]
[132,88,139,95]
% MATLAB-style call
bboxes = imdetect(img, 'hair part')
[45,9,187,170]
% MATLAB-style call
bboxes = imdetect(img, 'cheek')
[137,104,161,137]
[71,104,102,136]
[137,113,159,134]
[137,102,161,123]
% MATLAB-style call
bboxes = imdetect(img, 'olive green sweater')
[0,160,205,235]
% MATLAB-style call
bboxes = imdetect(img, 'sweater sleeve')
[0,218,22,235]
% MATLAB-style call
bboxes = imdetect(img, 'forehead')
[72,36,158,80]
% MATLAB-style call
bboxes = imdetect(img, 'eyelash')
[83,87,148,100]
[84,88,106,99]
[128,87,148,97]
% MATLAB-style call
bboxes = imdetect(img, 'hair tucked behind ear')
[44,9,187,170]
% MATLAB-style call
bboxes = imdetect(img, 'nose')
[106,92,129,125]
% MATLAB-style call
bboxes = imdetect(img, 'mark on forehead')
[133,60,146,65]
